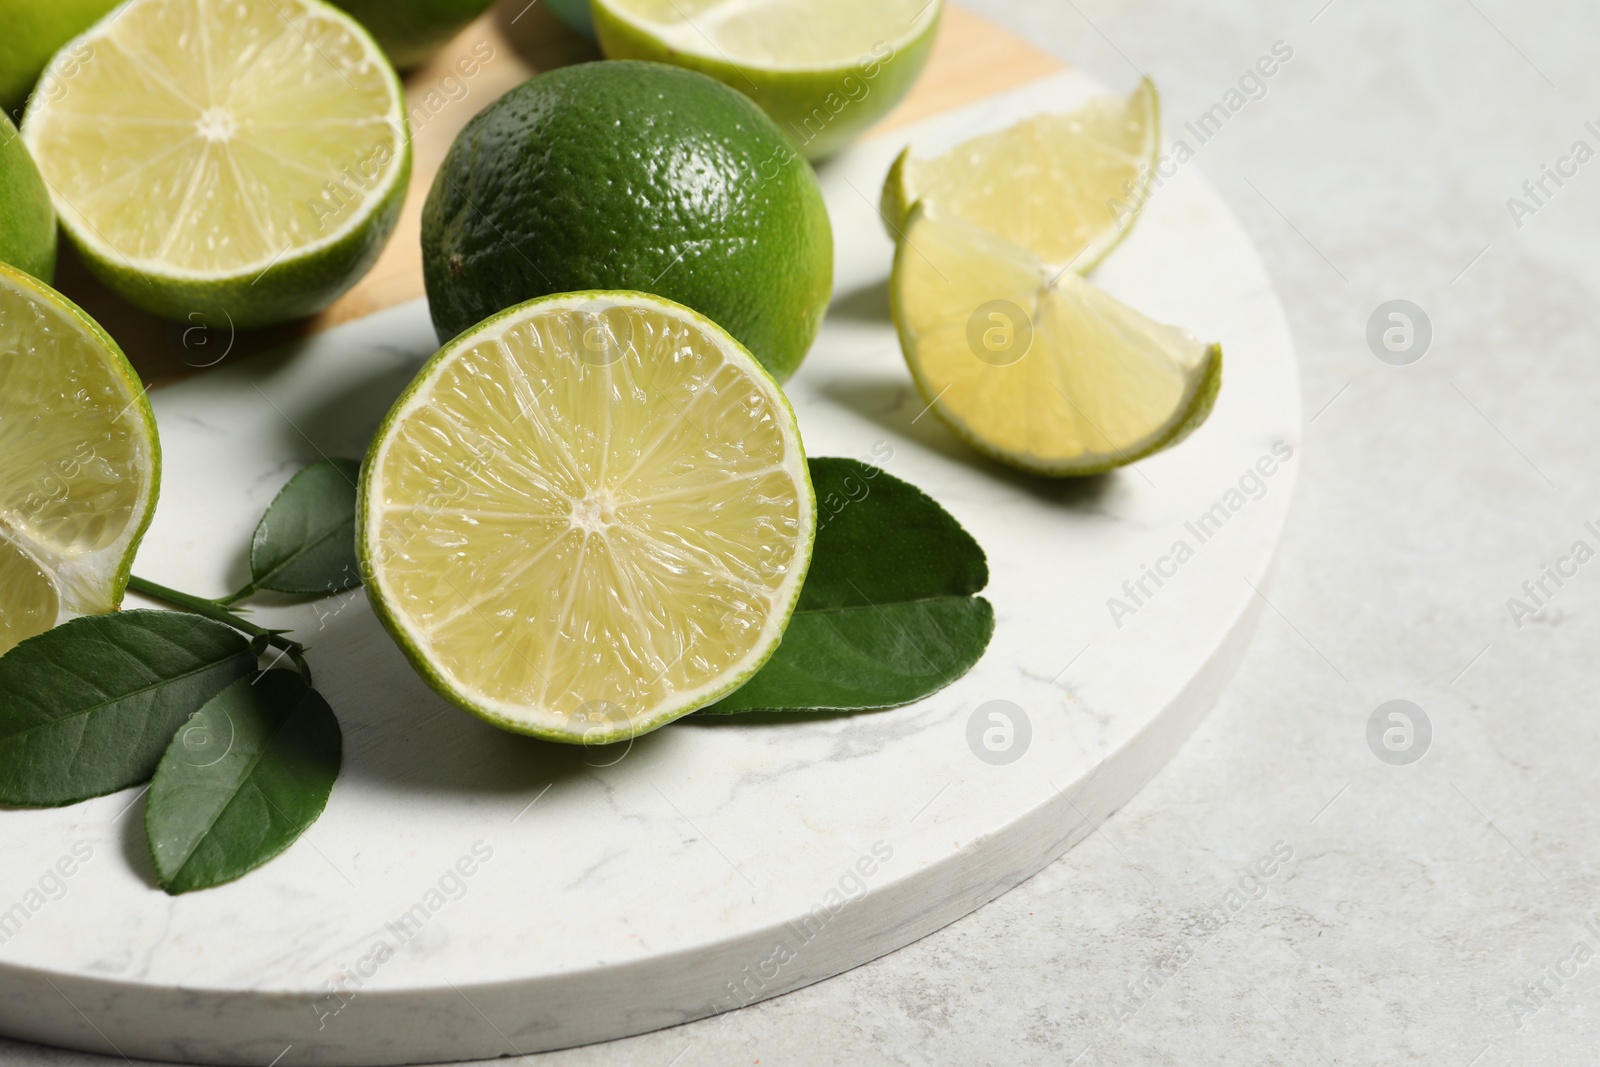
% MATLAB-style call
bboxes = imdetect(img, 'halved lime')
[21,0,410,328]
[882,79,1160,273]
[591,0,943,160]
[0,263,160,655]
[892,207,1220,477]
[360,291,815,743]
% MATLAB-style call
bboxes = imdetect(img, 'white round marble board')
[0,71,1301,1066]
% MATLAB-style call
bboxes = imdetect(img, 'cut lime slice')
[0,263,160,654]
[892,207,1220,477]
[591,0,942,160]
[21,0,410,328]
[360,291,815,743]
[883,79,1160,273]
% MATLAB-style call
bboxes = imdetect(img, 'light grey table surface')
[8,0,1597,1064]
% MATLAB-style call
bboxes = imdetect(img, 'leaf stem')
[127,575,312,684]
[216,582,257,607]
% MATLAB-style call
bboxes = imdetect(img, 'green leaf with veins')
[249,458,363,596]
[146,670,341,894]
[700,458,994,715]
[0,611,257,806]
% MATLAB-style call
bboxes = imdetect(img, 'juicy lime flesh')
[897,213,1215,472]
[0,533,57,654]
[604,0,930,65]
[0,268,156,652]
[368,299,810,736]
[0,281,147,554]
[25,0,406,280]
[899,81,1158,269]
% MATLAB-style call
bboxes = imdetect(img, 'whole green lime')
[330,0,495,69]
[0,111,55,281]
[422,61,834,381]
[0,0,118,114]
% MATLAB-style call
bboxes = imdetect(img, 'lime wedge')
[883,79,1160,273]
[891,207,1220,477]
[21,0,410,328]
[360,291,815,743]
[591,0,942,160]
[0,263,160,655]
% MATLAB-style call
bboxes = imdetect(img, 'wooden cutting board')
[48,2,1061,386]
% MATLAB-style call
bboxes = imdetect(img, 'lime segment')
[361,292,814,743]
[892,208,1220,477]
[883,79,1160,272]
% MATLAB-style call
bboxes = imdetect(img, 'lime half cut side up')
[21,0,411,328]
[892,207,1220,477]
[883,79,1161,273]
[0,264,160,655]
[591,0,943,160]
[360,292,815,744]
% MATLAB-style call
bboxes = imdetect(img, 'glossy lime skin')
[0,111,55,281]
[421,61,834,382]
[330,0,495,69]
[0,0,119,114]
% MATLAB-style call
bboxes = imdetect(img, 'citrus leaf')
[0,611,257,806]
[702,597,994,714]
[146,670,341,894]
[250,458,362,595]
[701,458,993,714]
[801,457,988,608]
